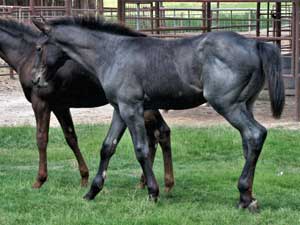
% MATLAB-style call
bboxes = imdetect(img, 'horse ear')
[32,18,51,34]
[40,15,47,23]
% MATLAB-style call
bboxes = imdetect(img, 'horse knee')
[135,146,149,163]
[65,132,78,148]
[100,140,117,159]
[247,126,267,153]
[120,106,138,122]
[238,178,250,193]
[37,133,48,150]
[159,125,170,140]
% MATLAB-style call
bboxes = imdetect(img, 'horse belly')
[48,72,108,108]
[144,85,205,110]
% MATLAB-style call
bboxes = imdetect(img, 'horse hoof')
[149,193,159,202]
[32,181,43,189]
[138,182,146,189]
[238,199,259,213]
[83,192,95,201]
[164,186,174,193]
[247,200,259,213]
[149,195,158,202]
[81,178,89,187]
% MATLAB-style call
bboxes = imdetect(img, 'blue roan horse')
[32,17,285,211]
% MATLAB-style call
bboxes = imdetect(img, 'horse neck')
[0,29,35,73]
[53,27,119,76]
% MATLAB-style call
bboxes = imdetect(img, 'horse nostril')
[37,81,48,88]
[39,81,48,88]
[32,76,40,85]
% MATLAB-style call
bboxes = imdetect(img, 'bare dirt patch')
[0,75,298,129]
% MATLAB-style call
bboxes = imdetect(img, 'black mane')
[48,16,147,37]
[0,18,39,38]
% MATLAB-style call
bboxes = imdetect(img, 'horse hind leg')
[229,104,266,212]
[242,94,260,160]
[140,110,174,192]
[207,97,266,212]
[53,109,89,187]
[154,111,174,192]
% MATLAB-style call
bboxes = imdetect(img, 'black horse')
[32,17,284,211]
[0,18,174,192]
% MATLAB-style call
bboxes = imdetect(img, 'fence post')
[293,1,300,120]
[118,0,125,24]
[202,2,206,32]
[97,0,104,16]
[266,2,270,37]
[275,2,281,48]
[206,2,211,32]
[29,0,35,18]
[155,1,160,35]
[150,2,154,34]
[256,2,260,36]
[65,0,71,16]
[136,3,140,31]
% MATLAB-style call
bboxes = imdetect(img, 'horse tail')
[257,42,285,118]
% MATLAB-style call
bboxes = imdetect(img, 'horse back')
[126,37,205,109]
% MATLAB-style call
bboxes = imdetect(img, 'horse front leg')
[53,108,89,187]
[119,102,159,201]
[84,109,126,200]
[31,96,50,188]
[139,132,157,189]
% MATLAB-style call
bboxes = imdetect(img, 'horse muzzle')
[32,71,49,88]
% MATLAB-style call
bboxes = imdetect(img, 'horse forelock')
[0,18,39,39]
[48,16,147,37]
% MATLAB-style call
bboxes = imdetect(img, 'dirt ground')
[0,75,299,129]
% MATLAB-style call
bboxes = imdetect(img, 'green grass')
[1,125,300,225]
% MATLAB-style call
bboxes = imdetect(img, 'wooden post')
[97,0,103,15]
[65,0,71,16]
[136,3,140,31]
[83,0,88,9]
[118,0,124,23]
[29,0,35,17]
[155,1,160,35]
[294,1,300,120]
[150,2,154,34]
[216,2,220,29]
[206,2,211,32]
[202,2,206,32]
[266,2,270,37]
[275,2,281,48]
[256,2,260,37]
